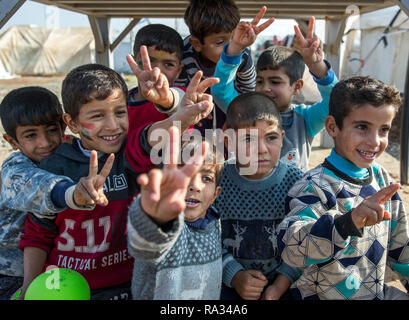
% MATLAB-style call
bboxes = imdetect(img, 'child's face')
[235,120,284,180]
[184,164,221,222]
[255,67,302,112]
[137,46,183,85]
[191,31,232,65]
[4,123,63,163]
[64,88,128,154]
[327,103,396,168]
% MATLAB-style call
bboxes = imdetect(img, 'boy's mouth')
[357,149,377,160]
[185,197,201,208]
[100,134,122,144]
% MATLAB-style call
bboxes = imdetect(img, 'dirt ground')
[0,75,407,293]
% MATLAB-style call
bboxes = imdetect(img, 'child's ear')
[3,134,19,150]
[292,79,304,95]
[213,186,222,201]
[189,37,202,52]
[62,113,80,135]
[325,115,338,138]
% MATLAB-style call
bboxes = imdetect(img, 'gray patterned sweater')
[127,196,222,300]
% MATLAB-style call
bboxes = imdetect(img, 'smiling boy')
[277,76,409,300]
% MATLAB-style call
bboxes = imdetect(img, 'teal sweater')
[211,44,338,171]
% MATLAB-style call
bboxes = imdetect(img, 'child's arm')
[16,247,48,299]
[212,6,275,112]
[124,71,218,174]
[277,175,399,269]
[387,189,409,293]
[127,126,208,261]
[262,274,291,300]
[0,152,73,218]
[126,46,183,114]
[292,16,339,138]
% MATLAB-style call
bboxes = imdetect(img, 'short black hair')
[256,46,305,85]
[329,76,402,129]
[62,64,128,120]
[133,24,184,62]
[0,86,63,140]
[184,0,240,43]
[225,92,282,130]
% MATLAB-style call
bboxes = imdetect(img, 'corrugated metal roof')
[31,0,397,20]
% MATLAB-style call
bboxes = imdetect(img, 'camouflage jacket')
[0,152,71,277]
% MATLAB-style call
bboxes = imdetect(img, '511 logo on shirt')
[57,211,127,253]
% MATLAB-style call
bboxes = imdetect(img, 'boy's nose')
[367,131,381,147]
[258,140,268,153]
[188,176,202,193]
[104,115,120,130]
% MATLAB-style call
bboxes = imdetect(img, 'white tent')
[341,6,409,92]
[0,25,95,76]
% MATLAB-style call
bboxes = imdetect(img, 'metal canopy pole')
[393,0,409,184]
[400,37,409,184]
[88,15,113,67]
[0,0,26,30]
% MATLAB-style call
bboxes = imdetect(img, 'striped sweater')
[277,158,409,300]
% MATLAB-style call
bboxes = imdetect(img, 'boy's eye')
[202,175,214,183]
[24,133,36,139]
[116,109,127,116]
[266,135,277,142]
[356,124,367,130]
[165,62,176,68]
[380,127,390,135]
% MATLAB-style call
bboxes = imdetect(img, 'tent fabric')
[341,6,409,92]
[0,26,95,76]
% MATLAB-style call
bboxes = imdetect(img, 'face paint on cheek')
[79,122,95,141]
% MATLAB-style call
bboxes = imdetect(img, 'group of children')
[0,0,408,301]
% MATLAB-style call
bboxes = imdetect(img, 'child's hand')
[294,16,327,78]
[261,284,281,300]
[173,70,219,130]
[126,46,173,108]
[230,270,268,300]
[138,126,208,225]
[10,287,24,300]
[228,6,275,55]
[351,183,400,229]
[73,151,115,207]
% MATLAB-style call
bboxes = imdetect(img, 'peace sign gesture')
[73,151,115,207]
[174,70,219,131]
[138,126,208,225]
[126,46,173,108]
[351,183,400,229]
[294,16,328,78]
[228,6,275,55]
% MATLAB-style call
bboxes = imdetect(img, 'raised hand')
[228,6,275,55]
[126,46,173,108]
[173,70,219,131]
[351,183,400,229]
[294,16,328,78]
[73,151,115,207]
[138,126,208,225]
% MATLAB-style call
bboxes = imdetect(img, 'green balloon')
[25,268,90,300]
